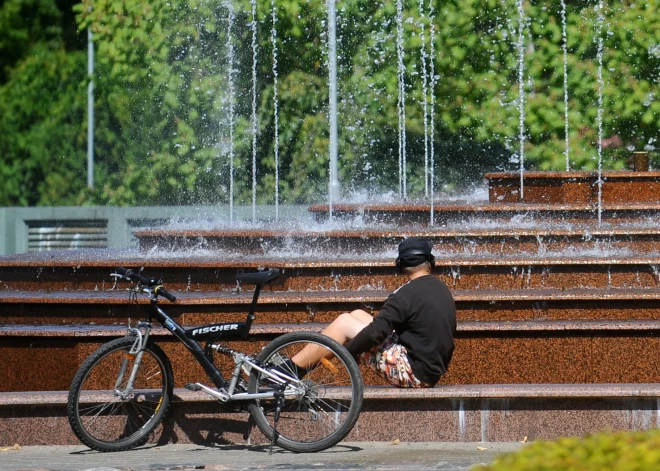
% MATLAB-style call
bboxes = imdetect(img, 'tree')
[0,0,88,206]
[1,0,658,206]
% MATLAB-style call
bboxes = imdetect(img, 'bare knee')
[335,312,359,329]
[349,309,374,325]
[325,312,368,343]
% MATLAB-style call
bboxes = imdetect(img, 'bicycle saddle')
[235,268,281,285]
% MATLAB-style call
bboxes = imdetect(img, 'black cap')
[396,237,434,269]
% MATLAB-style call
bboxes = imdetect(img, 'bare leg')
[291,309,373,368]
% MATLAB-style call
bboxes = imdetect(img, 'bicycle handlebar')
[114,266,177,303]
[114,266,144,283]
[156,286,177,303]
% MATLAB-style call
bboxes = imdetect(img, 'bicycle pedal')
[185,382,202,392]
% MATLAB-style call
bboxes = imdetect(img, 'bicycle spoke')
[69,338,171,450]
[80,401,117,417]
[144,365,163,382]
[249,334,362,452]
[84,400,124,437]
[78,400,118,416]
[313,396,351,414]
[305,402,344,427]
[128,399,160,417]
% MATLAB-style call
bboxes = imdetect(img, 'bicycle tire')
[67,337,174,452]
[247,331,363,453]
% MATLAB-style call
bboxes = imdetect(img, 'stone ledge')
[133,226,660,239]
[308,200,660,212]
[4,250,660,267]
[4,287,660,304]
[4,319,660,337]
[486,170,660,204]
[4,383,660,407]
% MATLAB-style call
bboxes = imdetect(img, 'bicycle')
[66,267,363,453]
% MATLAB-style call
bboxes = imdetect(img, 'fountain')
[1,0,660,446]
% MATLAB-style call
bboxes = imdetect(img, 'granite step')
[3,252,660,292]
[132,226,660,255]
[3,383,660,445]
[6,319,660,336]
[6,382,660,405]
[307,201,660,225]
[2,287,660,325]
[3,320,660,392]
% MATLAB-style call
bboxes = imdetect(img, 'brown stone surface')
[5,319,660,337]
[4,191,660,445]
[469,336,591,384]
[591,336,660,383]
[2,390,660,445]
[130,227,660,256]
[5,323,660,392]
[0,339,81,392]
[307,201,660,225]
[4,254,660,292]
[7,383,660,405]
[486,171,660,204]
[477,397,659,442]
[5,288,660,328]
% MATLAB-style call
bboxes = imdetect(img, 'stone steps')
[3,287,660,325]
[4,320,660,392]
[4,210,660,443]
[4,253,660,395]
[132,226,660,255]
[6,318,660,336]
[3,252,660,292]
[7,382,660,405]
[307,197,660,225]
[3,384,660,445]
[309,201,660,224]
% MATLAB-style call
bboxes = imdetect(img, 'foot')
[267,356,307,383]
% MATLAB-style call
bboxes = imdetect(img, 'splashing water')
[428,0,436,226]
[517,0,526,200]
[328,0,339,217]
[561,0,570,170]
[251,0,258,224]
[418,0,429,198]
[272,0,280,221]
[596,0,605,225]
[396,0,406,198]
[225,0,236,224]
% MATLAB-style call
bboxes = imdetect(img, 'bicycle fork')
[114,324,150,400]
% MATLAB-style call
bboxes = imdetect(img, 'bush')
[474,429,660,471]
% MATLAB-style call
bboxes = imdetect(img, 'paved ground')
[0,442,524,471]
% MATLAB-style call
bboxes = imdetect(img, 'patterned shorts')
[360,333,431,388]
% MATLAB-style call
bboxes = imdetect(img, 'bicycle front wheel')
[67,337,174,452]
[247,332,363,453]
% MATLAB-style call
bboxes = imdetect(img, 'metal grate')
[27,221,108,252]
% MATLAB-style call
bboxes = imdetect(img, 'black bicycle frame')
[143,277,270,390]
[145,303,227,389]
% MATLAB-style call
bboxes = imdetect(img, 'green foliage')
[0,46,88,206]
[1,0,659,206]
[0,0,62,82]
[474,429,660,471]
[75,0,237,205]
[0,0,88,206]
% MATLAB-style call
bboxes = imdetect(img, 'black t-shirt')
[344,274,456,386]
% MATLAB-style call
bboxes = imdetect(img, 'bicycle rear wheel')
[247,332,363,453]
[67,336,173,452]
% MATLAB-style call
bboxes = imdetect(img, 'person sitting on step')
[287,237,457,388]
